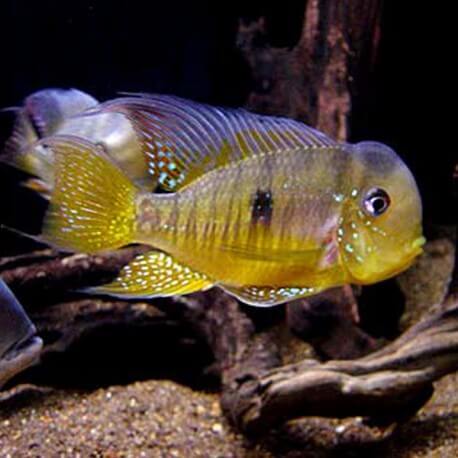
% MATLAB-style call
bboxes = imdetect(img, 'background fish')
[0,279,42,388]
[2,88,149,195]
[37,95,425,306]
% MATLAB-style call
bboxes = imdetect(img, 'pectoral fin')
[221,285,322,307]
[86,250,213,298]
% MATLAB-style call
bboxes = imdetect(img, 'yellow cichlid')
[38,94,425,306]
[2,88,148,195]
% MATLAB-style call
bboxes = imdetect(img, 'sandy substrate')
[0,382,253,458]
[0,372,458,457]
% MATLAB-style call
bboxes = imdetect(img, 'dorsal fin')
[90,93,338,191]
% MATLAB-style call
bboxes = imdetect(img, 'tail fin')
[40,135,138,253]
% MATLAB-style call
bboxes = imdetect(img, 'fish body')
[135,146,348,288]
[38,95,424,306]
[2,88,148,194]
[0,279,42,388]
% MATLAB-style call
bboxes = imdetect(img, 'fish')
[1,88,148,196]
[36,94,425,306]
[0,279,42,388]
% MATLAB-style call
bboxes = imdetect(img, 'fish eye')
[363,188,390,216]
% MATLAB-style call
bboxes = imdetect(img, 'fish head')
[2,88,99,188]
[0,280,42,388]
[339,141,424,284]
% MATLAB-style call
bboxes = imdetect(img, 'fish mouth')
[0,279,43,388]
[411,236,426,252]
[2,333,42,361]
[0,335,43,388]
[400,235,426,268]
[348,235,426,284]
[379,236,426,280]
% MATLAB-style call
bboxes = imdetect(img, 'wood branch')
[0,246,171,359]
[153,291,282,393]
[0,246,149,301]
[450,166,458,296]
[220,297,458,435]
[0,249,60,271]
[286,286,379,360]
[237,0,382,139]
[33,298,174,355]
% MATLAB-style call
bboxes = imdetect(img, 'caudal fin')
[41,135,137,253]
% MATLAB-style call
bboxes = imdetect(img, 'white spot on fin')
[86,250,213,299]
[221,284,321,307]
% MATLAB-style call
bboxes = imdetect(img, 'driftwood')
[220,295,458,434]
[238,0,382,140]
[1,0,458,442]
[1,246,149,299]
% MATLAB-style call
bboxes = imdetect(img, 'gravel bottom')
[1,373,458,457]
[0,381,259,458]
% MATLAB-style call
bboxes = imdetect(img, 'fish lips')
[0,335,43,389]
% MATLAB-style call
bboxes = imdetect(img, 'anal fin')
[221,285,323,307]
[86,250,213,298]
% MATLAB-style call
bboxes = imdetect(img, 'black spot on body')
[251,189,273,226]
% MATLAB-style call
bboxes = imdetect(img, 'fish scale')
[132,148,348,287]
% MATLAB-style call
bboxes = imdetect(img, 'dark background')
[0,0,455,246]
